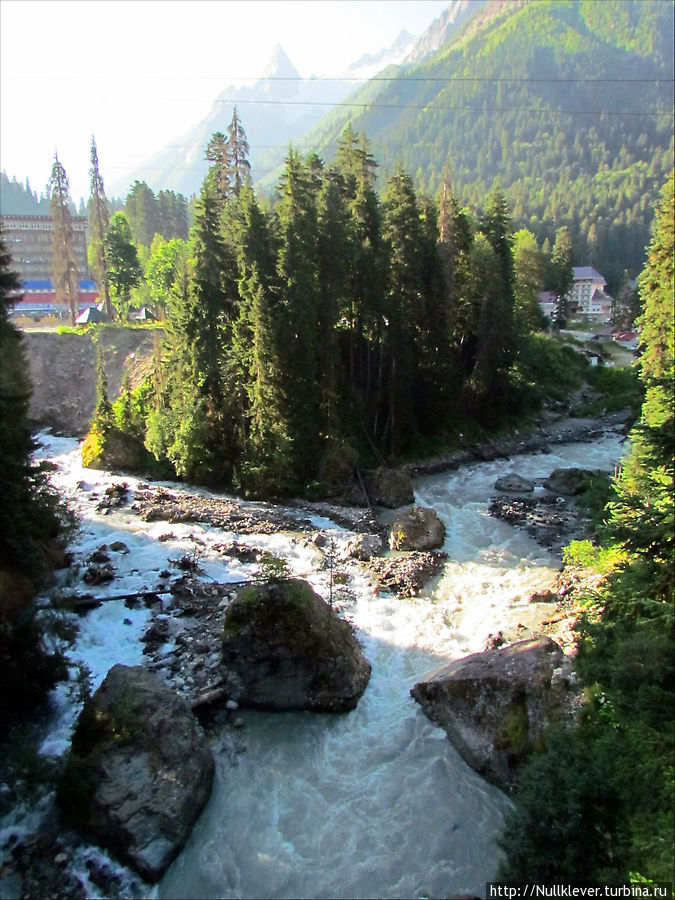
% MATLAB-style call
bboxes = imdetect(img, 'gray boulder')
[222,579,371,711]
[543,467,600,495]
[411,637,569,792]
[389,505,446,551]
[494,473,535,493]
[362,467,415,508]
[343,532,384,561]
[57,664,214,882]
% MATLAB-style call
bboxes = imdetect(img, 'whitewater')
[2,426,627,899]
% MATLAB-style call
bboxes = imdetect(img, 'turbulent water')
[7,428,627,900]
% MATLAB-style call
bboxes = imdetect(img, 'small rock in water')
[225,699,239,711]
[123,618,132,626]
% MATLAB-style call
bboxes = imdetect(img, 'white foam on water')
[8,429,627,899]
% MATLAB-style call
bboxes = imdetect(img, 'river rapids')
[2,426,627,899]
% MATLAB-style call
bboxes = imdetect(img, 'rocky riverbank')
[1,415,627,898]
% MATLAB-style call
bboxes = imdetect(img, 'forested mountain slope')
[276,0,673,292]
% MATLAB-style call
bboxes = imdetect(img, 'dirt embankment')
[22,328,161,437]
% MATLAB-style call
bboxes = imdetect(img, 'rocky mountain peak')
[261,43,299,79]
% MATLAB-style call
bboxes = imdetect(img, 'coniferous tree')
[124,180,159,248]
[316,168,351,444]
[48,154,79,326]
[459,188,516,416]
[513,228,546,333]
[0,234,72,715]
[205,132,229,211]
[334,127,385,438]
[381,166,426,454]
[88,136,113,319]
[104,212,142,320]
[274,148,321,483]
[231,182,292,492]
[550,226,574,329]
[609,170,674,576]
[225,107,251,198]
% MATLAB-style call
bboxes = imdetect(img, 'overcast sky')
[1,0,451,203]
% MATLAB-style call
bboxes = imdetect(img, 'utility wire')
[15,73,675,84]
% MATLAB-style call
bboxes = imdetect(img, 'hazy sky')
[1,0,451,203]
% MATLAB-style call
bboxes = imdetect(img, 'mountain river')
[4,426,627,899]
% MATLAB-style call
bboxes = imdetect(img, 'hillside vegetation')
[280,0,673,293]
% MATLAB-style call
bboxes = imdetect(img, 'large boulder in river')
[57,664,214,882]
[411,637,569,792]
[389,505,446,551]
[343,532,384,561]
[542,467,599,495]
[222,579,371,711]
[361,467,415,508]
[494,473,535,493]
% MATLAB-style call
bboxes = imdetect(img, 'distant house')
[613,331,640,351]
[567,266,614,320]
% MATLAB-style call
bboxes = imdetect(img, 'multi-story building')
[567,266,614,320]
[1,213,97,317]
[1,213,89,281]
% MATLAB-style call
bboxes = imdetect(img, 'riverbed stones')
[389,505,446,551]
[221,579,371,711]
[494,473,535,493]
[365,551,447,597]
[411,637,570,792]
[542,467,601,495]
[343,532,384,561]
[57,664,214,883]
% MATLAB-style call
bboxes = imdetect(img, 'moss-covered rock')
[81,425,149,472]
[411,637,570,792]
[389,505,446,551]
[57,664,213,883]
[222,579,371,711]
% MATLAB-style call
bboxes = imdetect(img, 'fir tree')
[88,136,113,319]
[48,154,79,327]
[550,226,574,330]
[104,212,142,320]
[0,234,72,715]
[225,107,251,198]
[609,170,674,577]
[274,148,321,483]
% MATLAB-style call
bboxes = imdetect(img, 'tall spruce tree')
[124,180,159,248]
[104,212,142,320]
[609,170,674,577]
[205,131,229,211]
[0,234,72,714]
[274,148,321,483]
[48,154,79,327]
[88,136,113,319]
[231,182,292,493]
[381,166,426,454]
[225,107,251,198]
[550,226,574,330]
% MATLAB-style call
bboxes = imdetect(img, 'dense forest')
[280,0,674,294]
[81,114,598,498]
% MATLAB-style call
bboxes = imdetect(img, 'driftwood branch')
[191,682,228,710]
[46,579,256,613]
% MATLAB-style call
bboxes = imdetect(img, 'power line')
[171,96,675,118]
[15,73,675,84]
